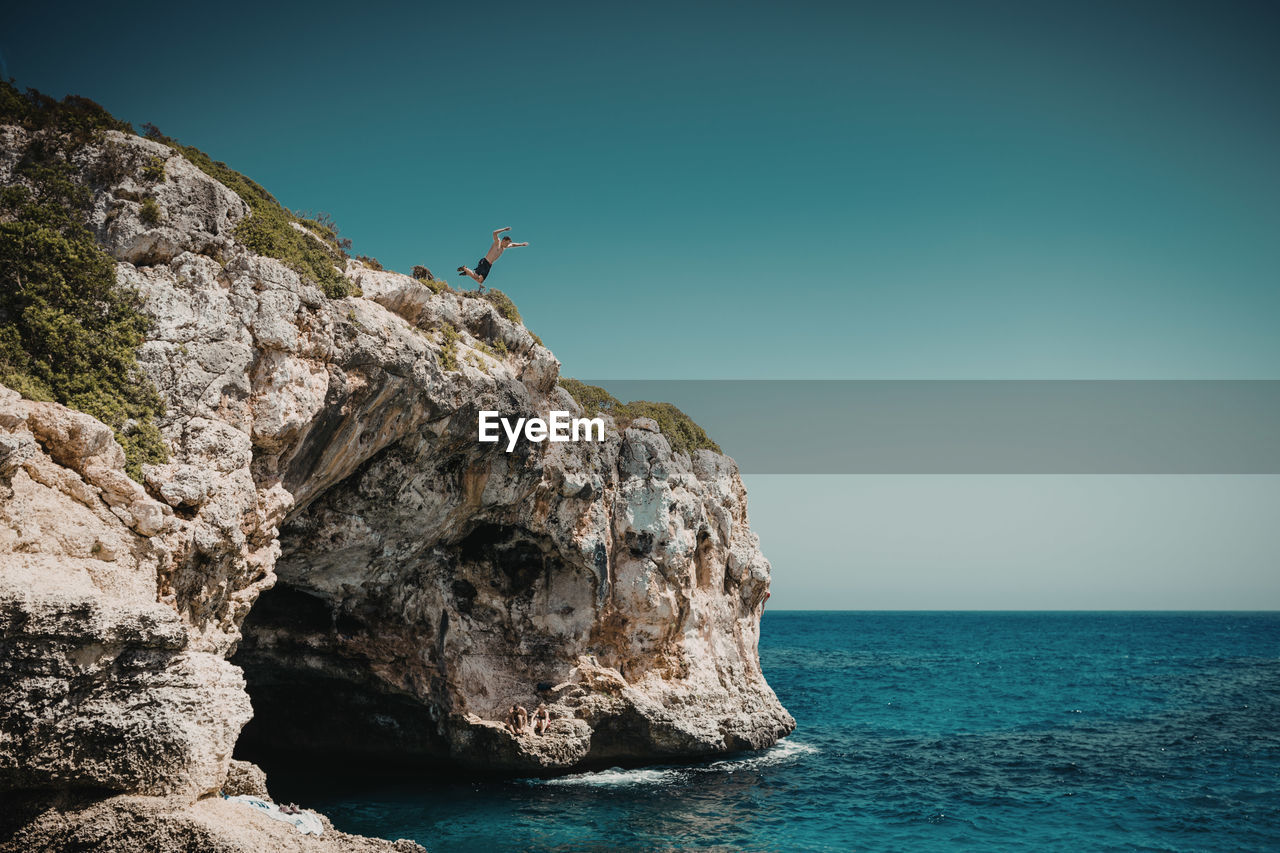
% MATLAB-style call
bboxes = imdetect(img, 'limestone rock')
[0,563,250,798]
[0,117,793,846]
[0,390,249,798]
[85,132,250,266]
[220,760,271,799]
[232,379,794,773]
[0,793,426,853]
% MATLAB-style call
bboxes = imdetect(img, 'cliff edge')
[0,92,793,850]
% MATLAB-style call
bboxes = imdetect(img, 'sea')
[270,612,1280,852]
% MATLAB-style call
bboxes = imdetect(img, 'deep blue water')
[276,612,1280,851]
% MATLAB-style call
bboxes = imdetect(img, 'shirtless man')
[505,703,530,736]
[458,227,528,287]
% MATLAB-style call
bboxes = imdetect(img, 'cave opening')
[229,582,452,782]
[229,504,605,786]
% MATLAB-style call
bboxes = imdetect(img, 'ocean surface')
[271,612,1280,851]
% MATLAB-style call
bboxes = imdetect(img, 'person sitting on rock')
[505,703,530,735]
[458,226,528,288]
[532,703,551,735]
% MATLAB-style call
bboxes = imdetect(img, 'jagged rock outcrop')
[0,387,251,799]
[0,123,793,847]
[1,793,425,853]
[235,353,791,772]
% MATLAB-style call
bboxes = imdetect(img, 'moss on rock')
[559,379,721,456]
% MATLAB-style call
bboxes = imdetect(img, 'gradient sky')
[6,0,1278,607]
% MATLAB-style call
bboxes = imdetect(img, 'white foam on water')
[542,766,686,788]
[703,738,819,773]
[534,740,817,788]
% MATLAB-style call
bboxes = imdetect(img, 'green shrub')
[0,101,167,480]
[616,400,721,455]
[0,81,133,141]
[139,196,161,224]
[439,323,459,371]
[410,264,448,294]
[140,123,354,298]
[356,254,382,271]
[294,211,353,254]
[558,379,624,419]
[141,155,166,183]
[88,141,132,186]
[481,287,520,323]
[292,211,330,237]
[295,217,332,241]
[117,419,168,481]
[474,338,509,360]
[558,379,721,456]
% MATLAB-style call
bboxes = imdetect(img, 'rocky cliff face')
[0,124,792,847]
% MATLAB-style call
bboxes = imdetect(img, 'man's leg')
[457,266,486,285]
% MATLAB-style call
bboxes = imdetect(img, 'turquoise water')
[274,612,1280,851]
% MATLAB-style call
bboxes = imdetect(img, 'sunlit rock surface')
[1,125,791,849]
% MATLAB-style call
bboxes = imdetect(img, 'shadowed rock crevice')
[232,581,449,768]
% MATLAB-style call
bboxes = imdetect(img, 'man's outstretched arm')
[492,226,512,241]
[508,241,530,247]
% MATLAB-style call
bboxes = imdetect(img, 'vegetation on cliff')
[439,322,460,371]
[559,378,721,455]
[139,124,356,299]
[411,264,449,295]
[457,286,521,323]
[0,82,166,480]
[479,287,521,323]
[0,82,721,473]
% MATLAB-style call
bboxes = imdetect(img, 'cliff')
[0,94,793,850]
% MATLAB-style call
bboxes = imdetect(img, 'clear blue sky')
[8,0,1278,607]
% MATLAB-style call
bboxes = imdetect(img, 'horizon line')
[762,608,1280,613]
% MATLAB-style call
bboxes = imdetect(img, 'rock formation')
[0,118,792,850]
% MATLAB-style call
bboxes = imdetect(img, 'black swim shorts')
[475,257,491,281]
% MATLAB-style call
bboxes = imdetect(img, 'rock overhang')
[0,107,793,846]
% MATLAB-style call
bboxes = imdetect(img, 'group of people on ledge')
[505,702,551,736]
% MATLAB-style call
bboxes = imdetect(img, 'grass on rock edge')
[558,379,721,456]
